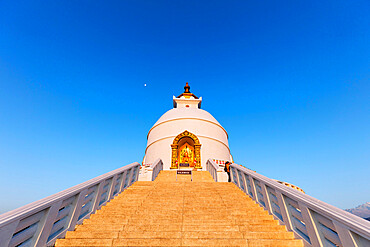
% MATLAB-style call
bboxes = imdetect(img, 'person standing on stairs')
[224,161,231,182]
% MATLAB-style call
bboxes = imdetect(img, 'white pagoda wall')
[144,118,231,170]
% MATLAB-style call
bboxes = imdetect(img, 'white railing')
[0,162,140,247]
[230,164,370,247]
[206,159,219,182]
[150,159,163,181]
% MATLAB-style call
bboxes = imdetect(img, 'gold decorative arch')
[170,130,202,169]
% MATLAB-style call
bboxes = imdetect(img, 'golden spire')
[177,82,198,99]
[184,82,190,93]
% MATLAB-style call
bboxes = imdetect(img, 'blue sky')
[0,0,369,212]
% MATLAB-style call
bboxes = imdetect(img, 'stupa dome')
[152,108,224,130]
[144,83,232,170]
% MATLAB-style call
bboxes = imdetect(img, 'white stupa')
[143,83,233,170]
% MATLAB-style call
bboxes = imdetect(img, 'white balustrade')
[150,159,163,181]
[229,164,370,247]
[0,162,140,247]
[206,159,219,182]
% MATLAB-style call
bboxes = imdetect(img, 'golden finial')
[177,82,198,99]
[184,82,190,93]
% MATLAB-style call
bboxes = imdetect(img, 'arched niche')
[170,130,202,169]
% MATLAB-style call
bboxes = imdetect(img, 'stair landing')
[55,171,303,246]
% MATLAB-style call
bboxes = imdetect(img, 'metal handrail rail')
[0,162,140,247]
[150,159,163,181]
[230,163,370,247]
[206,159,219,182]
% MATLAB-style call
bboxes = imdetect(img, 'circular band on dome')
[147,117,229,140]
[145,135,230,154]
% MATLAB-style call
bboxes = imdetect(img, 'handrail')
[230,164,370,247]
[206,159,219,182]
[150,159,163,181]
[0,162,140,247]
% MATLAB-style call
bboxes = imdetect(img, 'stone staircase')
[55,171,303,246]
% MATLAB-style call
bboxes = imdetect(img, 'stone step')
[124,224,182,232]
[182,207,260,211]
[239,224,287,232]
[182,221,239,226]
[235,219,280,225]
[91,214,183,220]
[82,218,128,225]
[55,239,113,246]
[182,231,243,239]
[183,211,268,216]
[128,215,183,220]
[94,210,138,216]
[248,239,304,247]
[66,231,119,239]
[127,219,184,225]
[182,215,271,220]
[110,238,249,246]
[74,224,124,231]
[96,212,182,217]
[181,238,247,246]
[235,215,276,221]
[242,231,295,239]
[182,225,240,232]
[119,231,182,239]
[55,171,303,247]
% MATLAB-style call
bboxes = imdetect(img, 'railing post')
[67,189,88,230]
[243,173,251,195]
[249,176,258,201]
[125,169,132,187]
[134,166,140,183]
[150,160,163,181]
[116,173,125,194]
[333,221,357,247]
[35,200,62,247]
[206,159,218,182]
[276,191,293,231]
[230,167,238,186]
[108,175,118,201]
[0,220,19,247]
[261,183,273,214]
[240,172,247,192]
[298,202,323,247]
[229,167,234,183]
[119,171,128,192]
[91,181,105,212]
[128,169,134,186]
